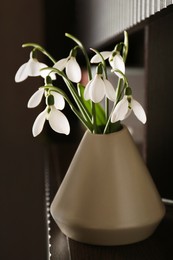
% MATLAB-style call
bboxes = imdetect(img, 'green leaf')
[77,83,106,126]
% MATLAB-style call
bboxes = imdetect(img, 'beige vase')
[50,126,165,245]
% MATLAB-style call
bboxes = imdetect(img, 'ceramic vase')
[50,126,165,245]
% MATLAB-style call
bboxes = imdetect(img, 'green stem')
[44,67,92,125]
[103,78,123,134]
[44,85,93,132]
[90,48,111,132]
[90,48,109,120]
[90,48,108,77]
[65,33,98,133]
[103,77,129,134]
[115,78,123,103]
[64,77,92,123]
[91,102,97,133]
[22,43,56,64]
[105,98,109,130]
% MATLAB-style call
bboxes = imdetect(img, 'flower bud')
[125,87,132,96]
[45,76,52,85]
[46,94,54,106]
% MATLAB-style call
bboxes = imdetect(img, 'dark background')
[0,1,76,259]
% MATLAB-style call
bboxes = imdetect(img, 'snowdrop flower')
[53,55,81,83]
[84,74,116,103]
[15,52,48,82]
[91,50,125,79]
[111,95,147,124]
[32,105,70,137]
[27,88,70,136]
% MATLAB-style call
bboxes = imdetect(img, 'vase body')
[50,126,165,245]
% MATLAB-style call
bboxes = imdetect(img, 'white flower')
[15,52,51,82]
[91,51,125,79]
[32,106,70,137]
[111,95,147,124]
[53,56,81,83]
[27,89,69,136]
[84,74,116,103]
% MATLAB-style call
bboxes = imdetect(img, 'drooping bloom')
[15,52,55,82]
[54,56,81,83]
[32,105,70,137]
[27,89,70,136]
[91,51,125,79]
[84,74,116,103]
[111,95,147,124]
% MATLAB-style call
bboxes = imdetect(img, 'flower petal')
[90,51,111,63]
[49,106,70,135]
[111,96,129,123]
[15,62,29,82]
[66,57,81,83]
[84,81,92,101]
[131,99,147,124]
[27,58,44,76]
[89,75,105,103]
[109,54,125,78]
[27,88,44,108]
[53,58,68,71]
[32,109,47,137]
[51,91,65,110]
[103,79,116,101]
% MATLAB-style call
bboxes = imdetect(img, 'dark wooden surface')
[50,204,173,260]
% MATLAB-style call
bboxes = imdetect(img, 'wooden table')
[50,203,173,260]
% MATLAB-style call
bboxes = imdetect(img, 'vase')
[50,126,165,245]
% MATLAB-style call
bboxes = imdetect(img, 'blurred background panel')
[0,0,47,259]
[0,0,76,259]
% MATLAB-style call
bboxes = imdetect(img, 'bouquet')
[15,31,146,137]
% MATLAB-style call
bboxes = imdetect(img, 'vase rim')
[86,124,128,137]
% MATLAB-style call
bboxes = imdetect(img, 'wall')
[146,8,173,199]
[75,0,173,48]
[0,1,48,259]
[0,0,78,259]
